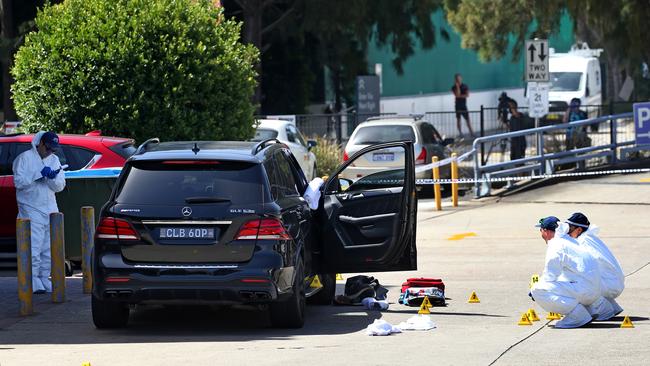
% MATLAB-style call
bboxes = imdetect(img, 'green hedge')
[12,0,258,143]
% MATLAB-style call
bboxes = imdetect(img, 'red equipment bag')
[400,277,446,306]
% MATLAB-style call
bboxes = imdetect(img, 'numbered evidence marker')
[529,274,540,289]
[418,297,431,315]
[527,308,541,322]
[546,312,562,320]
[620,316,634,328]
[518,312,533,325]
[309,275,323,288]
[468,291,480,303]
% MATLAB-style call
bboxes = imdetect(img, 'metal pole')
[451,153,459,207]
[50,212,65,303]
[535,117,545,174]
[432,156,442,211]
[473,147,481,198]
[80,206,95,294]
[481,104,485,164]
[609,101,617,163]
[16,218,33,316]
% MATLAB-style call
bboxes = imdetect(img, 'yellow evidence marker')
[529,274,539,289]
[518,312,533,325]
[468,291,480,303]
[620,316,634,328]
[546,312,562,320]
[418,298,431,315]
[309,275,323,288]
[527,308,540,322]
[421,296,433,309]
[336,273,344,281]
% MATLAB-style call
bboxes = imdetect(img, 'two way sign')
[525,39,549,82]
[633,102,650,145]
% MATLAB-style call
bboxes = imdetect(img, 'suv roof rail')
[364,114,424,122]
[134,137,160,155]
[252,138,281,155]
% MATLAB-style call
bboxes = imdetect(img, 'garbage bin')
[56,169,121,263]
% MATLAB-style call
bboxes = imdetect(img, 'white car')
[252,119,318,179]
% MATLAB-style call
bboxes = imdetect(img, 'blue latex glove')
[528,291,535,302]
[41,166,53,178]
[47,168,59,179]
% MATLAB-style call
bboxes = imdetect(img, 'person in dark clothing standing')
[451,73,474,138]
[563,98,589,150]
[507,99,527,161]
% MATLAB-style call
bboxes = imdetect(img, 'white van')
[546,44,603,122]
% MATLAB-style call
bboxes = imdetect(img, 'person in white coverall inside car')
[12,131,66,294]
[565,212,624,320]
[530,216,601,328]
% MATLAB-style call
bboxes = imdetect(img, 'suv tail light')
[96,217,139,240]
[416,147,427,165]
[343,151,349,162]
[236,218,291,240]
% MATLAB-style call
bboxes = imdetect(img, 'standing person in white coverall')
[12,131,66,294]
[530,216,601,328]
[565,212,624,320]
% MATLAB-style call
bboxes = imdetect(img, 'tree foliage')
[224,0,446,113]
[12,0,258,142]
[443,0,650,100]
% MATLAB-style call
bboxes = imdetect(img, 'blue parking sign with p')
[634,102,650,145]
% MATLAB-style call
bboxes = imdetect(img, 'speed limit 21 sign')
[527,82,549,118]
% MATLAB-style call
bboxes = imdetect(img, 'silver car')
[342,116,453,184]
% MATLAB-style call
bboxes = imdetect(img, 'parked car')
[0,132,135,268]
[252,119,318,179]
[342,116,453,186]
[92,139,416,329]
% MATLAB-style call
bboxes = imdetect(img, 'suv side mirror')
[441,138,454,146]
[307,139,317,151]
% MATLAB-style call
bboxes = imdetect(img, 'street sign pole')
[525,39,550,175]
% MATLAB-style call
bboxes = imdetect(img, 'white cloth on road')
[303,177,324,210]
[13,131,65,292]
[365,319,401,336]
[531,232,600,315]
[361,297,389,311]
[398,315,437,331]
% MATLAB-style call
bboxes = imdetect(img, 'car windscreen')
[550,72,582,91]
[251,128,279,142]
[115,161,266,205]
[351,125,416,145]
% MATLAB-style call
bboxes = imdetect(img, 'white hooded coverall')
[531,230,600,326]
[578,225,625,314]
[12,132,66,292]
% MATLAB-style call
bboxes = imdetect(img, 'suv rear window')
[115,161,266,205]
[351,125,416,144]
[109,142,137,159]
[251,128,279,142]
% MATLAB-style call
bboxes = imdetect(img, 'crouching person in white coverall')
[12,131,66,294]
[530,216,601,328]
[565,212,624,320]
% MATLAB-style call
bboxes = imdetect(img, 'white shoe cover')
[555,304,592,329]
[587,296,616,321]
[606,298,623,317]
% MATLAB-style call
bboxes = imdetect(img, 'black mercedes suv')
[92,138,417,328]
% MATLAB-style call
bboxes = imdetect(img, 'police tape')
[414,149,475,173]
[415,167,650,185]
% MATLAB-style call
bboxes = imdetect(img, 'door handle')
[351,193,364,199]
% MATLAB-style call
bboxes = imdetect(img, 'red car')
[0,131,134,268]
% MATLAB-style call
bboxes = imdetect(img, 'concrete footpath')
[0,172,649,366]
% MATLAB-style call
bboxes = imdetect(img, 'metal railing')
[471,112,637,197]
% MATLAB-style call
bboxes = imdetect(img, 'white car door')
[285,124,312,178]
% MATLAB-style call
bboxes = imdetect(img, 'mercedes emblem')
[181,207,192,217]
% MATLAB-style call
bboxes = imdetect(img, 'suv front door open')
[318,141,417,273]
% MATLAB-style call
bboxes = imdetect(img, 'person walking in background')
[563,98,589,150]
[451,73,474,138]
[13,131,66,294]
[507,99,527,161]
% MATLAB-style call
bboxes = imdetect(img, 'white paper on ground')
[398,315,437,331]
[365,319,402,336]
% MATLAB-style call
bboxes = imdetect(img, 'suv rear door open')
[318,141,417,273]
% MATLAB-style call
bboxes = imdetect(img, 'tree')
[12,0,258,142]
[443,0,650,101]
[224,0,447,114]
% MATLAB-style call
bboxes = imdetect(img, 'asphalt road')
[1,172,649,366]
